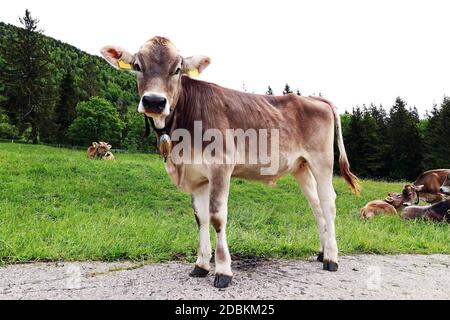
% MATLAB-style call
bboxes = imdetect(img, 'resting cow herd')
[361,169,450,223]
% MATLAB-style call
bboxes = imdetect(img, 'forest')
[0,10,449,181]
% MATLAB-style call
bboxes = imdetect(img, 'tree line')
[1,10,449,181]
[334,97,449,181]
[267,84,449,181]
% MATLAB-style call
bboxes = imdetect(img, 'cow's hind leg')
[292,161,327,262]
[209,168,233,288]
[190,185,212,277]
[309,159,339,271]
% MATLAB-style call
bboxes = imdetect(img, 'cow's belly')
[165,153,300,192]
[232,153,297,185]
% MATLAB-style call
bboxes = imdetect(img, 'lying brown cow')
[402,199,450,223]
[401,169,450,206]
[87,142,112,159]
[360,192,405,219]
[440,173,450,195]
[100,36,359,288]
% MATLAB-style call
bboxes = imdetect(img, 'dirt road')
[0,254,448,300]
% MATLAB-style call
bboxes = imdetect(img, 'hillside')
[0,21,139,108]
[0,143,448,264]
[0,20,157,152]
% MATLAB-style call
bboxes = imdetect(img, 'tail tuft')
[339,155,360,195]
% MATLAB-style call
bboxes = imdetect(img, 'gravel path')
[0,254,449,300]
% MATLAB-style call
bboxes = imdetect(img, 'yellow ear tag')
[118,59,132,70]
[188,68,199,78]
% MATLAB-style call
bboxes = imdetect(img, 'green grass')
[0,142,448,264]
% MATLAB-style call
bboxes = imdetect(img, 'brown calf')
[87,142,112,159]
[401,169,450,206]
[360,192,405,219]
[100,36,359,288]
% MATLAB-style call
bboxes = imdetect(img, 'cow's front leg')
[209,169,233,288]
[190,185,212,277]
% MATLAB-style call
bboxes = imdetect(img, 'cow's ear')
[183,55,211,76]
[100,46,134,71]
[93,142,98,147]
[415,185,424,192]
[385,196,394,204]
[107,144,112,150]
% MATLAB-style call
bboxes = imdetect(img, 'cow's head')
[401,184,423,206]
[384,192,404,209]
[440,173,450,195]
[100,36,210,129]
[96,141,112,158]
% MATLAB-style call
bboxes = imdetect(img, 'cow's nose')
[440,187,444,193]
[142,94,167,112]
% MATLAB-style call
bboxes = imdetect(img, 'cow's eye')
[173,67,181,75]
[134,63,141,72]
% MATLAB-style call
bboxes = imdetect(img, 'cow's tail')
[314,96,360,195]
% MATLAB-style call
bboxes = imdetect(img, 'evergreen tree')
[435,97,450,168]
[54,72,77,144]
[0,55,6,105]
[344,107,365,176]
[0,10,56,144]
[423,97,450,169]
[266,86,273,95]
[343,106,383,178]
[368,104,389,178]
[78,57,101,100]
[282,84,292,95]
[385,97,423,180]
[360,106,383,178]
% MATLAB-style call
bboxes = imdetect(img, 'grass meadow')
[0,142,448,264]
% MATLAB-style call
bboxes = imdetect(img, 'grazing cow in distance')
[360,192,405,219]
[439,173,450,195]
[402,199,450,223]
[100,36,359,288]
[401,169,450,206]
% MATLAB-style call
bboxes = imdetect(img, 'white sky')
[2,0,449,115]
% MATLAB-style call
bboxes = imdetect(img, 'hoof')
[323,260,339,272]
[317,252,324,262]
[214,274,232,288]
[189,265,209,278]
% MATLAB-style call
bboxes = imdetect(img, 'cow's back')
[415,169,450,194]
[360,200,397,219]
